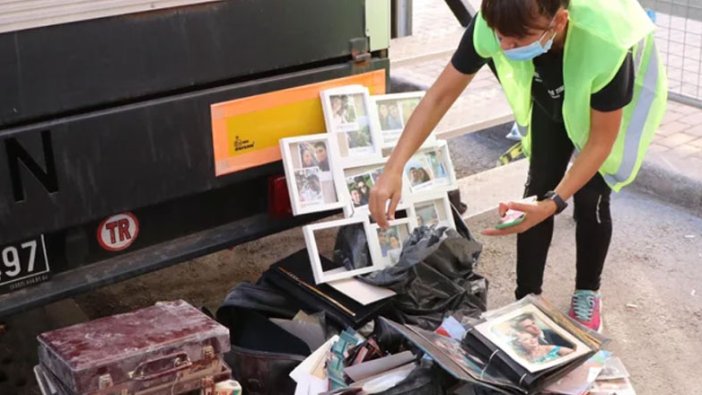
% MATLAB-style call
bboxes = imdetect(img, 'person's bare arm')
[370,63,475,227]
[483,108,622,236]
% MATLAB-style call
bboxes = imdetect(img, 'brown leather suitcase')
[37,300,230,395]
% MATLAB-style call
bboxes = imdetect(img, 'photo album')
[382,295,608,394]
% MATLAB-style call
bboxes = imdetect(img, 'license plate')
[0,235,50,294]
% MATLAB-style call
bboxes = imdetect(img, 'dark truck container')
[0,0,391,317]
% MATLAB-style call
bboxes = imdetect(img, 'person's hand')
[369,169,403,228]
[481,199,557,236]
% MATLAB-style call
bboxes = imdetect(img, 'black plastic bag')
[333,211,488,330]
[333,223,374,271]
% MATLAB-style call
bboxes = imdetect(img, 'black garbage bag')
[334,220,487,330]
[333,223,374,271]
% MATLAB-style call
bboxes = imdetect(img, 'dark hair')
[512,313,536,329]
[481,0,569,38]
[314,142,326,150]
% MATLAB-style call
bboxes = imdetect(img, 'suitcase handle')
[129,352,193,381]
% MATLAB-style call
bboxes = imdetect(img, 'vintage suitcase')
[34,363,233,395]
[37,300,231,395]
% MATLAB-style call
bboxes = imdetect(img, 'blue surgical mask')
[501,27,557,61]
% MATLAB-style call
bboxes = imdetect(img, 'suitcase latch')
[202,345,215,360]
[98,373,114,389]
[128,352,193,381]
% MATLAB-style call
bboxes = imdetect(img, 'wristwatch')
[543,191,568,214]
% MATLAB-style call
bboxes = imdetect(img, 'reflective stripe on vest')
[603,38,661,187]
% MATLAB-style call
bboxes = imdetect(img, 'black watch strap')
[544,191,568,214]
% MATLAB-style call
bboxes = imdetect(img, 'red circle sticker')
[96,212,140,252]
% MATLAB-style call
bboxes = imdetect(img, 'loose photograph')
[597,357,630,380]
[588,378,636,395]
[476,304,589,373]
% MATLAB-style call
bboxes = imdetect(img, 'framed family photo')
[302,217,384,284]
[368,218,415,268]
[403,140,456,194]
[371,91,434,148]
[320,85,382,163]
[337,158,408,217]
[279,134,344,215]
[408,192,456,230]
[475,303,590,373]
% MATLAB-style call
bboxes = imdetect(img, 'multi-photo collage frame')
[280,85,458,284]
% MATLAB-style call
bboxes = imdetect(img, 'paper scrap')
[327,278,396,306]
[598,357,630,380]
[344,351,415,382]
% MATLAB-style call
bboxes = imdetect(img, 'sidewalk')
[390,0,702,215]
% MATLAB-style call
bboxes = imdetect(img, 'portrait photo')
[372,92,425,147]
[476,304,589,373]
[405,157,434,190]
[329,93,359,130]
[346,172,374,208]
[374,221,411,267]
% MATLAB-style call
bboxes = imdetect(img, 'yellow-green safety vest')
[473,0,668,192]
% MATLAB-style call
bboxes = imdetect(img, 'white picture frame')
[336,157,409,218]
[303,217,384,284]
[368,218,416,268]
[408,192,456,230]
[320,85,382,164]
[279,134,345,216]
[403,140,457,195]
[370,91,436,149]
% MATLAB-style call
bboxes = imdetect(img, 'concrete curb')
[631,154,702,217]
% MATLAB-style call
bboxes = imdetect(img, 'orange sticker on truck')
[210,70,386,176]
